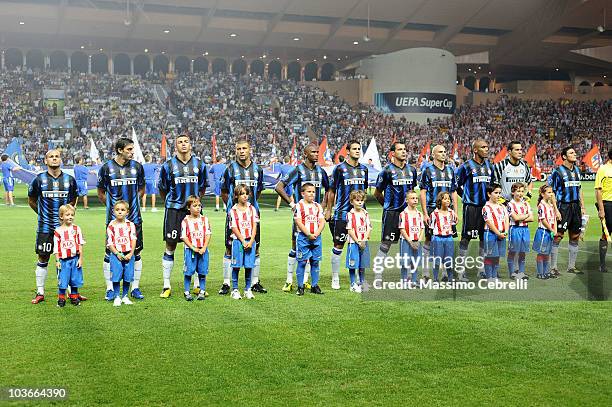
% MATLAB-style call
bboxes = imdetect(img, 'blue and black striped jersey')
[97,159,145,225]
[419,163,457,209]
[221,161,264,213]
[549,164,582,203]
[455,159,493,206]
[331,161,368,221]
[158,155,207,210]
[375,163,417,211]
[28,171,77,233]
[281,163,330,204]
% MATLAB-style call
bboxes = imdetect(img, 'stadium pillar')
[44,55,50,71]
[300,66,305,81]
[22,52,26,69]
[190,59,194,73]
[67,55,71,71]
[108,56,113,75]
[1,51,4,71]
[169,59,175,74]
[208,60,212,73]
[264,62,268,78]
[87,55,92,74]
[282,64,287,80]
[475,78,480,91]
[149,58,153,73]
[130,58,134,75]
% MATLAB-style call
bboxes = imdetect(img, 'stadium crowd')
[1,70,610,168]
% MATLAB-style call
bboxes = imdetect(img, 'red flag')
[582,145,602,172]
[524,144,537,167]
[289,135,298,165]
[318,136,329,165]
[160,133,167,160]
[334,143,347,164]
[387,134,397,160]
[493,146,507,164]
[555,155,564,166]
[532,153,542,180]
[417,142,430,165]
[211,133,217,163]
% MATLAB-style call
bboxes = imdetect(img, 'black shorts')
[424,207,436,240]
[557,202,582,234]
[328,219,349,246]
[35,232,54,256]
[225,214,261,249]
[600,201,612,237]
[381,210,401,243]
[106,222,144,255]
[462,204,485,240]
[164,207,189,243]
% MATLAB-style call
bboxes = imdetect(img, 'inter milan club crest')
[64,182,70,188]
[53,181,59,188]
[120,169,125,176]
[193,167,199,173]
[407,170,412,178]
[391,170,396,175]
[441,172,446,178]
[130,168,137,175]
[183,166,189,174]
[352,168,357,176]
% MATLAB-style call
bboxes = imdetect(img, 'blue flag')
[3,137,32,170]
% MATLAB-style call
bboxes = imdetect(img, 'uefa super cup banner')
[375,92,456,114]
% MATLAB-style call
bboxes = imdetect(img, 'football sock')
[193,275,199,290]
[132,256,142,289]
[58,288,66,295]
[348,269,356,285]
[184,275,191,292]
[303,261,311,285]
[122,281,130,297]
[513,251,520,273]
[400,268,408,282]
[310,260,320,286]
[543,257,550,275]
[446,266,454,281]
[296,260,306,289]
[518,253,526,274]
[244,268,252,291]
[568,240,579,269]
[412,269,418,283]
[600,239,608,270]
[287,249,297,284]
[35,261,48,295]
[484,258,493,279]
[113,282,120,298]
[231,268,239,290]
[198,274,206,291]
[70,286,78,295]
[422,244,431,278]
[433,266,439,281]
[358,269,365,284]
[251,257,260,287]
[550,242,559,270]
[492,259,500,279]
[162,250,174,288]
[223,256,231,285]
[103,256,112,291]
[507,251,515,278]
[536,254,544,276]
[331,248,342,281]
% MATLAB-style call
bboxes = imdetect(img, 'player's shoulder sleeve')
[282,166,298,186]
[419,165,430,189]
[346,210,354,229]
[548,168,560,189]
[321,168,330,190]
[129,221,137,239]
[482,204,491,220]
[221,165,232,192]
[136,162,145,186]
[180,217,188,239]
[257,164,264,190]
[96,162,108,189]
[398,211,406,228]
[455,162,467,186]
[331,164,342,191]
[375,166,388,190]
[28,175,40,197]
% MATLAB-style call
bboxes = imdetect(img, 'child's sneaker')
[310,285,323,294]
[231,289,242,300]
[282,282,293,292]
[113,297,122,307]
[69,294,81,306]
[184,292,194,301]
[304,282,312,290]
[350,283,362,293]
[105,290,114,301]
[121,296,133,305]
[57,295,66,308]
[32,293,45,304]
[244,289,255,299]
[331,276,340,290]
[130,288,144,299]
[197,291,206,301]
[296,286,305,296]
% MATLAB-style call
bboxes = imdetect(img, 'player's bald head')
[45,149,61,159]
[472,139,487,151]
[432,145,445,154]
[304,143,318,154]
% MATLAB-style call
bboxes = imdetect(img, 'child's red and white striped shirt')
[181,215,212,248]
[507,199,532,226]
[230,203,259,240]
[53,225,85,259]
[429,208,457,236]
[294,199,324,235]
[483,203,508,233]
[346,208,372,243]
[537,201,557,229]
[106,220,137,253]
[399,208,425,241]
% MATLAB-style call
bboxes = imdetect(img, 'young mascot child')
[429,191,457,282]
[507,182,534,279]
[398,191,425,284]
[106,200,137,307]
[482,184,509,280]
[53,204,85,307]
[293,183,326,296]
[533,185,558,279]
[181,196,212,301]
[229,185,258,300]
[346,190,372,293]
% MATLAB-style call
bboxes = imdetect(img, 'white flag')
[359,137,382,171]
[89,136,100,162]
[131,127,145,164]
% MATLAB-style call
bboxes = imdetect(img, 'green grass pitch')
[0,183,610,406]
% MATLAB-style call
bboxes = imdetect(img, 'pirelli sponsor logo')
[344,178,365,185]
[432,181,452,188]
[110,178,137,186]
[307,181,321,187]
[235,179,258,187]
[175,176,199,184]
[504,177,525,183]
[42,191,69,198]
[392,179,414,186]
[473,176,491,183]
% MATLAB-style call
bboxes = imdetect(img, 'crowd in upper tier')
[1,70,610,169]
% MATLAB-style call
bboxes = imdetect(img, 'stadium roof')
[0,0,611,75]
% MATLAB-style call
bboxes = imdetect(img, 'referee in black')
[595,147,612,273]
